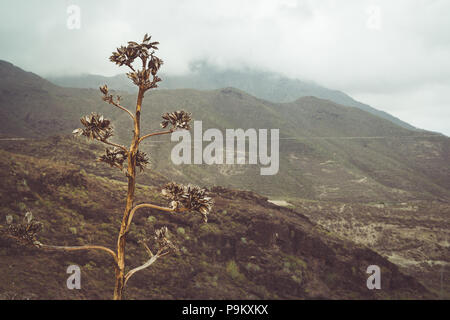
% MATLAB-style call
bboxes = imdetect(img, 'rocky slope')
[290,198,450,299]
[0,136,432,299]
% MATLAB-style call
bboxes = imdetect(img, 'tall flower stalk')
[6,34,213,300]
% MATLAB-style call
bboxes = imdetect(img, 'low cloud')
[0,0,449,134]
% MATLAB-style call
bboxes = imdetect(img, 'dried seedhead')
[98,147,127,169]
[99,85,122,105]
[161,182,214,222]
[7,212,43,248]
[126,69,161,90]
[135,150,150,172]
[110,34,159,67]
[73,113,113,141]
[153,226,178,254]
[109,34,163,90]
[160,111,192,131]
[148,53,163,76]
[98,148,149,172]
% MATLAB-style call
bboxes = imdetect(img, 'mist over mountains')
[1,60,448,202]
[47,61,417,131]
[1,0,449,301]
[1,59,449,298]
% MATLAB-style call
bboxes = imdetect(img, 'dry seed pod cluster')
[161,182,214,222]
[7,212,43,248]
[135,150,150,172]
[127,69,161,90]
[98,148,149,171]
[110,34,159,67]
[73,113,113,141]
[110,34,163,90]
[98,147,127,169]
[160,110,192,130]
[153,226,177,253]
[99,84,122,105]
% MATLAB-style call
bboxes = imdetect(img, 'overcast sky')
[0,0,449,135]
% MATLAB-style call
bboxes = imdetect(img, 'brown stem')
[124,250,161,287]
[113,86,144,300]
[125,203,181,234]
[109,100,135,120]
[138,130,173,144]
[40,244,118,267]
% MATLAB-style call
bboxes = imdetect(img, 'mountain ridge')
[0,60,448,202]
[46,62,418,131]
[0,134,433,299]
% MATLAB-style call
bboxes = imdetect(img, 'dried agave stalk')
[135,150,150,172]
[6,34,213,300]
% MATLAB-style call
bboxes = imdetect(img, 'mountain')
[2,60,449,203]
[0,135,432,299]
[1,60,449,297]
[47,61,417,130]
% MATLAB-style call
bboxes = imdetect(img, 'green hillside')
[0,60,448,299]
[0,136,432,299]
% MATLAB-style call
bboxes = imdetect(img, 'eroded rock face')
[187,187,432,299]
[293,199,449,298]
